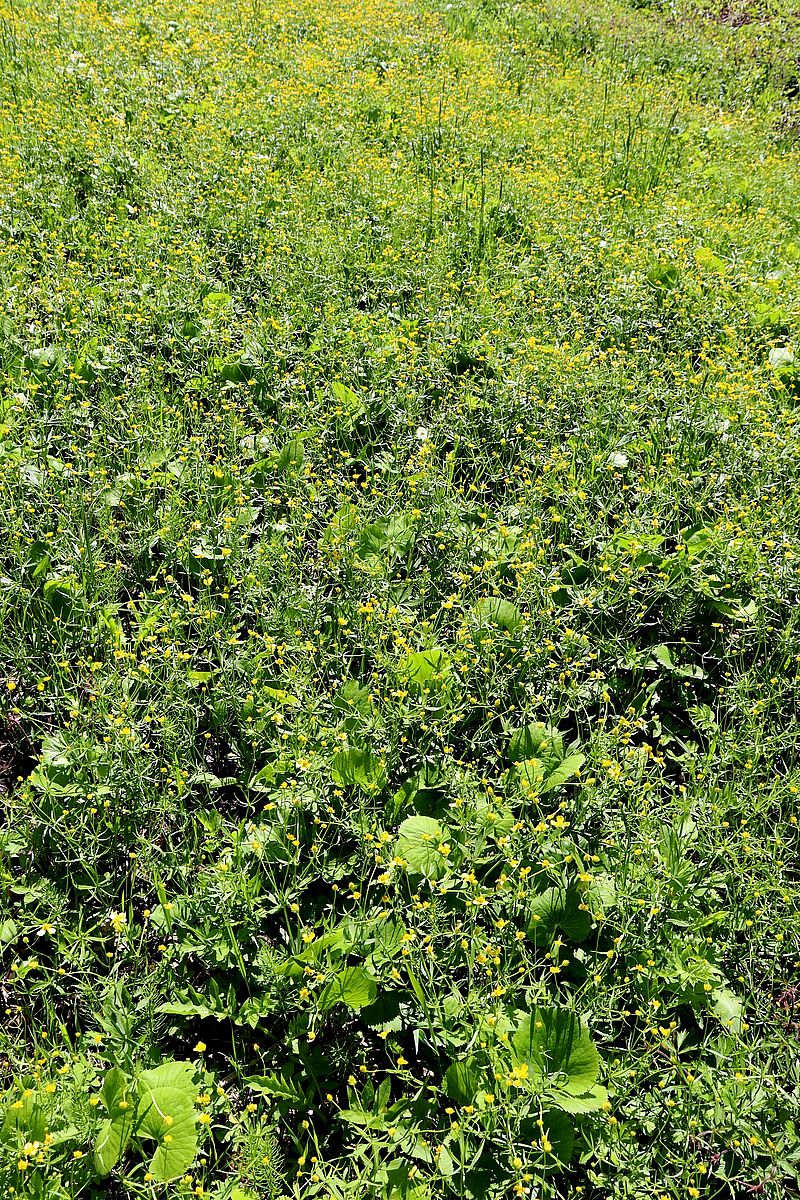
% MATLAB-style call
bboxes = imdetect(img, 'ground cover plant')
[0,0,799,1193]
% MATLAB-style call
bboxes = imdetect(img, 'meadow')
[0,0,799,1193]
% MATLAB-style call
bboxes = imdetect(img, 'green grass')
[0,0,799,1194]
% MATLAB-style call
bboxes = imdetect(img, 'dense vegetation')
[0,0,799,1194]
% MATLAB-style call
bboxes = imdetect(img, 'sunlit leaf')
[396,815,451,879]
[525,886,591,946]
[318,966,378,1012]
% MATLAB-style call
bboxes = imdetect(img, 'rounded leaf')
[473,596,522,634]
[396,815,451,879]
[525,886,591,947]
[512,1007,600,1096]
[318,966,378,1012]
[508,723,563,765]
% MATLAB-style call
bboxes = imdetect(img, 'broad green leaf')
[95,1067,134,1176]
[542,1108,574,1162]
[443,1058,483,1106]
[243,1069,307,1104]
[333,680,372,713]
[330,746,387,793]
[508,723,564,765]
[515,757,546,791]
[475,795,515,837]
[400,648,451,695]
[338,1108,394,1130]
[101,1066,131,1116]
[525,1107,574,1166]
[360,989,403,1031]
[695,246,727,273]
[525,887,591,946]
[396,815,451,879]
[369,918,406,962]
[0,918,17,944]
[586,872,616,915]
[318,966,378,1012]
[540,751,585,793]
[512,1008,600,1097]
[711,987,743,1032]
[94,1112,133,1176]
[437,1142,457,1176]
[202,288,232,312]
[330,380,362,409]
[138,1062,195,1094]
[137,1085,197,1183]
[552,1082,608,1113]
[357,515,415,559]
[646,261,679,290]
[2,1090,47,1143]
[473,596,522,634]
[706,596,757,622]
[271,439,304,473]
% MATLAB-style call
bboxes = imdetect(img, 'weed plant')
[0,0,798,1195]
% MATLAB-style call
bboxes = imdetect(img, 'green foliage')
[395,815,452,879]
[0,0,798,1194]
[512,1008,607,1112]
[93,1060,199,1183]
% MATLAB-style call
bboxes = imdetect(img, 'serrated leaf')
[357,514,415,559]
[369,918,406,962]
[243,1069,307,1104]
